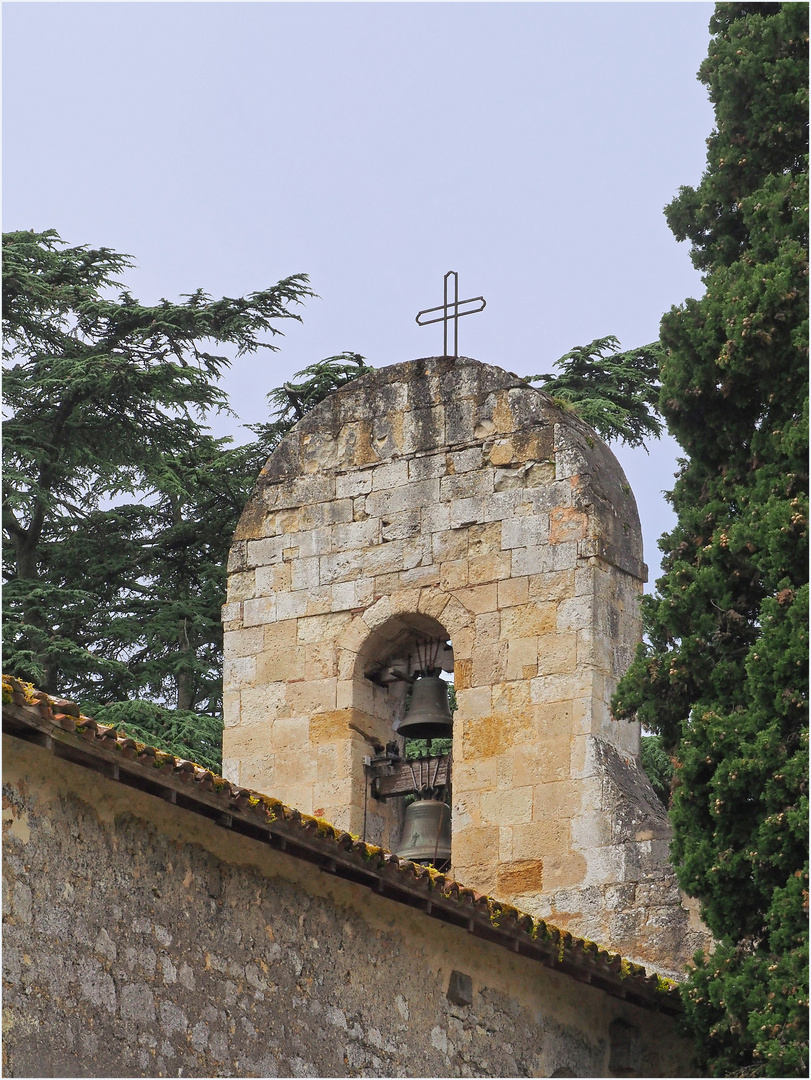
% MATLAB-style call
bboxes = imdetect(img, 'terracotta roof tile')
[2,673,680,1012]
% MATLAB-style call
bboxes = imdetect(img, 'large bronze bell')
[397,675,453,741]
[396,798,451,865]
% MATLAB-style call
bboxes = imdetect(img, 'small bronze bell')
[397,675,453,741]
[396,798,451,865]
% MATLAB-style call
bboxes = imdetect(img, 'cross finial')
[415,271,486,358]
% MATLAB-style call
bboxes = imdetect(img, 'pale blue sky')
[3,1,716,584]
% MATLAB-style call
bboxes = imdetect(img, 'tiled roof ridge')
[2,674,680,1012]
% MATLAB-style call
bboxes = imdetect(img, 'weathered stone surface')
[223,355,708,977]
[3,737,698,1079]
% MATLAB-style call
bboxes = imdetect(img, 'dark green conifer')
[613,5,808,1074]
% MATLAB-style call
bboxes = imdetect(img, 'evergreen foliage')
[613,5,808,1074]
[86,700,224,775]
[3,228,313,765]
[640,734,674,808]
[526,336,664,449]
[248,352,373,454]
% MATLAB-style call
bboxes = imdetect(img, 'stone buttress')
[223,356,707,977]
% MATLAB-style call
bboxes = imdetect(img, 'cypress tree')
[614,4,808,1075]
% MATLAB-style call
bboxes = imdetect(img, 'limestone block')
[511,820,571,861]
[495,753,514,796]
[245,536,285,568]
[444,398,476,445]
[447,446,483,474]
[319,552,362,586]
[290,556,321,592]
[256,644,305,685]
[532,780,581,822]
[224,627,264,661]
[223,655,256,691]
[541,852,588,891]
[582,844,628,889]
[407,453,446,481]
[221,601,243,627]
[380,509,421,542]
[238,684,288,726]
[272,709,317,754]
[227,540,247,573]
[501,517,549,551]
[536,633,578,677]
[549,507,589,545]
[497,576,529,609]
[305,643,338,681]
[501,603,555,639]
[274,591,310,622]
[499,826,514,862]
[255,563,292,594]
[491,680,531,713]
[486,439,516,466]
[227,571,256,603]
[492,466,526,492]
[305,587,335,617]
[450,497,486,530]
[451,585,498,616]
[496,859,544,896]
[530,673,588,707]
[471,644,505,688]
[480,787,533,826]
[556,596,595,633]
[439,560,469,590]
[421,502,451,534]
[330,579,374,613]
[310,710,353,745]
[452,825,500,872]
[365,478,440,519]
[461,712,509,760]
[512,740,572,786]
[440,471,494,502]
[513,542,577,577]
[505,638,538,681]
[482,489,524,522]
[528,570,575,603]
[464,521,498,558]
[370,412,404,458]
[452,757,498,793]
[287,679,337,715]
[362,541,406,578]
[242,596,277,627]
[402,406,445,454]
[467,552,512,586]
[335,469,374,499]
[400,563,442,588]
[372,459,409,491]
[402,533,432,571]
[571,809,614,850]
[452,657,472,691]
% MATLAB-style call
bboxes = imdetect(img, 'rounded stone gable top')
[234,355,645,582]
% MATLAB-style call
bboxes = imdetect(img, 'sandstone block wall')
[3,735,698,1079]
[223,356,707,975]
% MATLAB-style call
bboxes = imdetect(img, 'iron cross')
[415,271,486,359]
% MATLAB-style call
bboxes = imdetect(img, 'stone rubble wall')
[2,735,699,1079]
[223,356,708,976]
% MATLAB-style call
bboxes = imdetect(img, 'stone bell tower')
[222,356,707,976]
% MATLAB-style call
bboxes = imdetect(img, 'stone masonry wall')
[222,356,708,976]
[2,735,698,1079]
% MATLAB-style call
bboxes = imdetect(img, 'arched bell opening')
[353,613,455,868]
